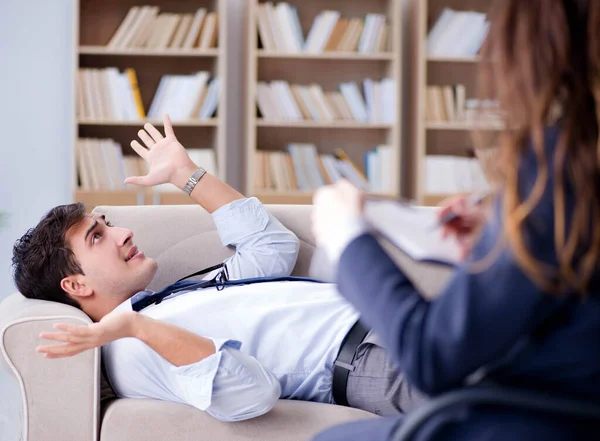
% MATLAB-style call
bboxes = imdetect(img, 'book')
[364,200,461,265]
[182,8,207,48]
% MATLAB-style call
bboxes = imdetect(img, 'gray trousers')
[344,330,429,416]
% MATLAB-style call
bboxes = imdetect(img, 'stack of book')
[107,7,218,50]
[77,138,130,190]
[425,155,490,195]
[427,8,488,57]
[77,69,219,121]
[256,3,388,53]
[77,138,217,191]
[425,85,466,123]
[426,85,503,124]
[255,145,393,193]
[256,79,395,123]
[77,68,145,120]
[148,73,219,121]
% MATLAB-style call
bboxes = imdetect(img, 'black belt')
[332,320,370,406]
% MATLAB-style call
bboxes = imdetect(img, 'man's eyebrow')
[84,219,99,243]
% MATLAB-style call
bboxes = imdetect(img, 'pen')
[430,190,491,230]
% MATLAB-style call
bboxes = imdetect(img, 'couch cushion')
[100,398,375,441]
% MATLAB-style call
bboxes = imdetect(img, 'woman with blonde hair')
[311,0,600,440]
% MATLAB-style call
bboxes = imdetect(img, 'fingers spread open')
[144,123,164,143]
[138,129,155,148]
[130,140,149,159]
[163,114,175,138]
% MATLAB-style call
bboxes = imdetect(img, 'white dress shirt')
[102,198,360,422]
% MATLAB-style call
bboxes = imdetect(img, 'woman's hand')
[438,194,488,259]
[36,311,141,359]
[125,114,197,190]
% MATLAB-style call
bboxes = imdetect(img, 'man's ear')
[60,274,93,300]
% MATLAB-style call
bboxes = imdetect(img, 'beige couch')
[0,204,452,441]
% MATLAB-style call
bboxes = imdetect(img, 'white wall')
[0,1,76,439]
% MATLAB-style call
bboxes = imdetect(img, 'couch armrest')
[0,294,99,441]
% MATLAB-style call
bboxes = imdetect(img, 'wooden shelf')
[408,1,495,204]
[247,0,403,203]
[254,191,397,205]
[427,56,479,63]
[257,50,395,61]
[78,119,219,127]
[75,0,228,207]
[426,121,504,131]
[79,46,220,57]
[256,120,392,129]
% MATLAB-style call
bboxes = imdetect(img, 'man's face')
[65,214,158,308]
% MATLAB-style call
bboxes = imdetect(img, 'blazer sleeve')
[336,194,564,395]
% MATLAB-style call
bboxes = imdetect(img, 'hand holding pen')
[436,191,490,259]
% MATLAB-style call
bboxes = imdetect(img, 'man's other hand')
[36,311,140,358]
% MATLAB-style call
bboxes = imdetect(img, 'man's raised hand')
[125,114,197,190]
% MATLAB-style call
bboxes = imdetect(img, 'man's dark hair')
[12,203,88,309]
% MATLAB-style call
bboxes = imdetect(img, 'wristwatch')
[183,167,207,196]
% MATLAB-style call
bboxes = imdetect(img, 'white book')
[272,81,302,120]
[82,140,100,190]
[335,160,368,190]
[298,86,321,120]
[320,154,343,183]
[426,8,455,54]
[308,84,335,121]
[276,3,301,52]
[199,77,219,119]
[107,7,140,48]
[364,200,461,265]
[169,13,194,48]
[129,6,160,48]
[198,12,217,49]
[304,11,339,53]
[452,12,485,56]
[76,140,92,189]
[156,14,181,49]
[288,6,305,52]
[432,12,472,56]
[300,143,325,189]
[256,82,277,119]
[105,68,124,120]
[378,145,393,193]
[465,19,489,56]
[148,76,170,118]
[287,144,310,191]
[366,149,380,192]
[363,79,375,121]
[303,12,324,53]
[119,6,152,49]
[185,72,210,118]
[340,82,368,122]
[358,14,375,53]
[381,78,396,123]
[264,3,287,52]
[167,76,191,120]
[76,71,86,119]
[119,73,138,120]
[182,8,207,48]
[89,69,105,119]
[372,81,382,123]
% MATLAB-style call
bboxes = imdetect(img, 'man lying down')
[12,116,426,422]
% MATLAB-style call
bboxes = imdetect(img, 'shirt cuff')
[169,339,241,410]
[322,216,369,264]
[211,197,269,246]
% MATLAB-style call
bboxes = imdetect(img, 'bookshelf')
[407,0,496,205]
[246,0,403,205]
[75,0,227,208]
